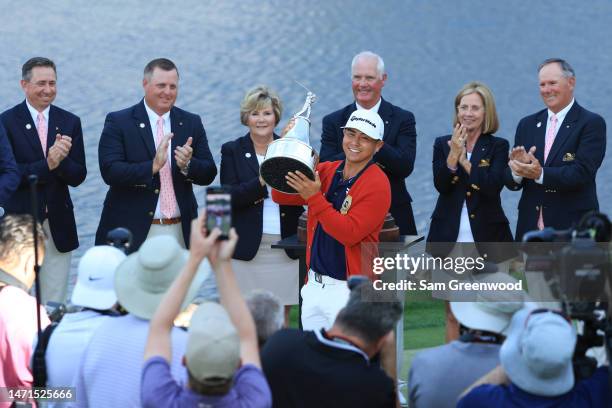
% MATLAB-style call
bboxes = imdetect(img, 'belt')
[151,217,181,225]
[308,269,346,285]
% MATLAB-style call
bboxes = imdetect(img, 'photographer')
[142,211,271,407]
[73,233,211,406]
[458,308,609,407]
[0,215,49,405]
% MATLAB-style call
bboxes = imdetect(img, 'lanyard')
[0,268,28,292]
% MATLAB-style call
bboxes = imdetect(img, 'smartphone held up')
[205,186,232,240]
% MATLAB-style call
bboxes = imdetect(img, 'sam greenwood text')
[373,279,523,291]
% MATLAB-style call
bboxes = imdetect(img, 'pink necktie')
[544,114,557,162]
[156,117,176,218]
[537,114,558,229]
[37,112,47,157]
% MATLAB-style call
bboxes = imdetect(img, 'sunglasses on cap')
[524,308,572,328]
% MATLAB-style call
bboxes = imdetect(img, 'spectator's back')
[74,314,187,407]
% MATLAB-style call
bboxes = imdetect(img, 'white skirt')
[232,233,299,305]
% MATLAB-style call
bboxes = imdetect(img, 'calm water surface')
[1,0,611,274]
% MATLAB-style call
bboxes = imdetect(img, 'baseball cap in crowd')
[114,235,211,320]
[451,273,535,335]
[451,302,524,336]
[342,109,384,140]
[71,245,126,310]
[185,302,240,384]
[500,308,577,397]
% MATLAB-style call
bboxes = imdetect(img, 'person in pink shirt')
[0,214,50,407]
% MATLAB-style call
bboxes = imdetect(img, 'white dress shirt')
[457,152,475,242]
[256,154,281,234]
[356,97,382,113]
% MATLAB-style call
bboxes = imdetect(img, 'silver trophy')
[260,91,317,194]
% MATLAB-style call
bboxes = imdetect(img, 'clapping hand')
[508,146,533,164]
[448,124,467,157]
[47,134,72,170]
[509,146,542,179]
[153,133,173,174]
[174,137,193,172]
[446,124,466,169]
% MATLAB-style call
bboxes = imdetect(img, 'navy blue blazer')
[0,124,19,209]
[426,134,514,261]
[95,100,217,250]
[220,134,304,260]
[319,98,417,235]
[0,101,86,252]
[504,102,606,242]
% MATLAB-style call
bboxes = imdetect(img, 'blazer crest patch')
[478,159,490,167]
[340,195,353,215]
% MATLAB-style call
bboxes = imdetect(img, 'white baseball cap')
[71,245,126,310]
[342,109,384,140]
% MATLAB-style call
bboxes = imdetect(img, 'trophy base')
[260,156,315,194]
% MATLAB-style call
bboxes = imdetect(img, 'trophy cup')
[260,91,317,194]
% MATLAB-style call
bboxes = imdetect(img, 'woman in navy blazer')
[220,86,303,320]
[427,82,513,255]
[426,82,514,340]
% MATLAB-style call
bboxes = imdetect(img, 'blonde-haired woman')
[220,86,303,322]
[426,82,514,340]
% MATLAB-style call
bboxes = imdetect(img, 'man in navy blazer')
[319,51,417,235]
[505,58,606,242]
[0,125,19,214]
[96,58,217,251]
[0,57,87,304]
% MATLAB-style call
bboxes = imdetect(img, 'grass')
[404,292,446,349]
[288,290,447,350]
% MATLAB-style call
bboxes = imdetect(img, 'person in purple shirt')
[142,210,272,407]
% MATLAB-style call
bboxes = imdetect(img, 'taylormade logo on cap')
[342,109,384,140]
[350,116,377,128]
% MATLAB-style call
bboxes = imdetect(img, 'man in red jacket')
[273,109,391,331]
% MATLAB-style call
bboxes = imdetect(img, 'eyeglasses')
[524,308,572,328]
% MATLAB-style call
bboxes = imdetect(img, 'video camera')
[522,211,611,304]
[521,211,612,382]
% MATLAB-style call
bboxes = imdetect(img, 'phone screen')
[205,187,232,240]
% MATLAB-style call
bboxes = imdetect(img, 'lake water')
[1,0,611,271]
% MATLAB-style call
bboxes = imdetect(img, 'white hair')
[246,290,284,346]
[351,51,385,79]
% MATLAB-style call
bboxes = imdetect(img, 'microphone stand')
[28,175,42,337]
[28,175,44,395]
